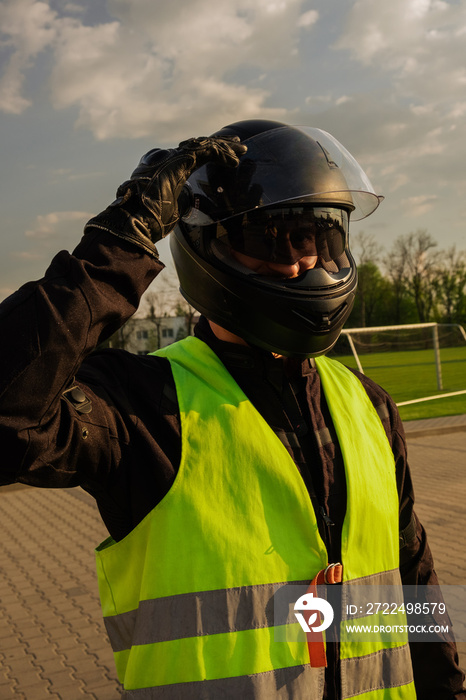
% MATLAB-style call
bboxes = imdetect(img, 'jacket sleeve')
[0,229,162,488]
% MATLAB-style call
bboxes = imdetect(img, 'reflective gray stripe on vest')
[341,644,414,699]
[122,664,324,699]
[340,569,414,698]
[341,568,405,620]
[104,581,308,653]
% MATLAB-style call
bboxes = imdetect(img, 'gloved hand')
[84,136,247,257]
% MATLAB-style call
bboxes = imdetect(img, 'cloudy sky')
[1,0,466,300]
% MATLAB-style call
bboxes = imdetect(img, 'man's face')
[229,248,318,278]
[207,245,319,351]
[218,205,348,274]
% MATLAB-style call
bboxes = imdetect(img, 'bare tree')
[434,246,466,324]
[386,230,438,323]
[139,273,198,349]
[173,298,198,338]
[352,231,383,266]
[352,232,384,327]
[403,230,437,322]
[143,291,174,350]
[104,318,138,351]
[383,241,408,325]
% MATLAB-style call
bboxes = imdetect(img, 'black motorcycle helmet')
[171,119,383,358]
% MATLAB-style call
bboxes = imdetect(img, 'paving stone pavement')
[0,417,465,698]
[403,424,466,680]
[0,487,122,699]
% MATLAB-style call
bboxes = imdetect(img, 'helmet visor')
[215,206,348,265]
[182,125,383,225]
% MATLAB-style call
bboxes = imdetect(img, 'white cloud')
[336,0,466,106]
[335,95,352,106]
[62,2,85,13]
[336,0,449,64]
[0,56,32,113]
[25,211,93,239]
[0,0,57,54]
[305,94,332,105]
[304,94,353,110]
[0,0,58,112]
[11,250,47,260]
[0,0,310,140]
[401,194,438,216]
[318,0,466,223]
[297,9,319,27]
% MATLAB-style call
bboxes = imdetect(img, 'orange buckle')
[324,562,342,584]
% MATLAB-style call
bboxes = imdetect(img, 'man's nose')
[265,255,318,278]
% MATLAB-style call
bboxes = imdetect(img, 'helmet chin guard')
[172,119,382,358]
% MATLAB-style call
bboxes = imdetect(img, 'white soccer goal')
[340,322,466,407]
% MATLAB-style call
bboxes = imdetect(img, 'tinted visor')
[216,206,349,265]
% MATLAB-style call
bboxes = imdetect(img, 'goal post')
[341,323,445,389]
[338,322,466,407]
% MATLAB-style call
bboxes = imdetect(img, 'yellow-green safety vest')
[95,336,416,699]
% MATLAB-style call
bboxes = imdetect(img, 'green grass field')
[331,346,466,422]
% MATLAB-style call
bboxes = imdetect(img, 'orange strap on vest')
[306,563,343,668]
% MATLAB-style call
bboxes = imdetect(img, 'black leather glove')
[84,136,247,257]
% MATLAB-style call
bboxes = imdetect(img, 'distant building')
[117,315,199,355]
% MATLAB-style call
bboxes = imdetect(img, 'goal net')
[331,323,466,407]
